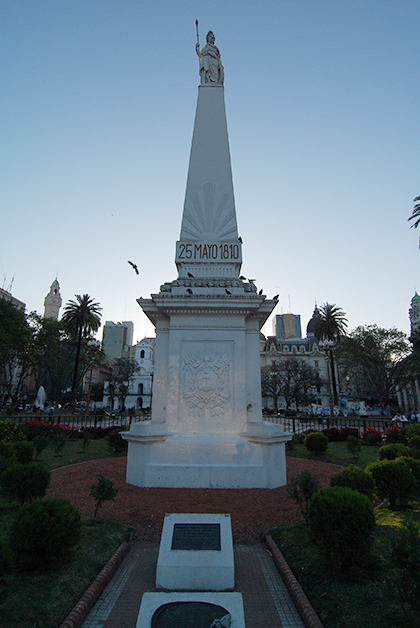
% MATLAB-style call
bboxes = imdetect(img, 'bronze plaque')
[171,523,221,551]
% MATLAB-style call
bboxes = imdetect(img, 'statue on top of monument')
[195,26,224,86]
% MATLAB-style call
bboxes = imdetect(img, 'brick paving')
[80,541,305,628]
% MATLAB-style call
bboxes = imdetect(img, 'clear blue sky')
[2,0,419,342]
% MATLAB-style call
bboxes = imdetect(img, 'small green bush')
[330,464,375,500]
[10,496,81,570]
[33,435,49,458]
[13,440,34,464]
[107,429,128,455]
[304,432,328,456]
[308,486,375,571]
[387,521,420,612]
[366,458,417,509]
[0,463,50,504]
[0,538,14,577]
[287,470,320,521]
[89,474,120,519]
[405,457,420,493]
[346,435,362,457]
[379,443,411,461]
[0,442,16,475]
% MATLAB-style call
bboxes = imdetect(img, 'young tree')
[61,295,102,401]
[314,303,348,405]
[261,363,285,413]
[336,325,411,409]
[108,357,140,410]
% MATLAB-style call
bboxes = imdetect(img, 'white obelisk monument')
[124,30,291,488]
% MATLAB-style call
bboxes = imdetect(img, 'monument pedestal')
[125,427,290,489]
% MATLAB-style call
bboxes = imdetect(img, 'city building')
[261,306,330,411]
[102,321,134,359]
[102,337,155,412]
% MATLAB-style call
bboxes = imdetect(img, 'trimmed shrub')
[33,435,49,459]
[322,427,359,442]
[107,429,128,455]
[308,486,375,571]
[304,432,328,456]
[10,496,81,570]
[12,440,34,464]
[0,418,16,443]
[346,435,362,457]
[366,458,417,509]
[387,521,420,613]
[20,419,58,441]
[0,463,50,504]
[405,457,420,493]
[0,442,16,476]
[379,443,411,461]
[0,538,14,577]
[362,428,383,446]
[287,470,320,521]
[330,464,375,500]
[384,426,402,444]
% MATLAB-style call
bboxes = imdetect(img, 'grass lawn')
[0,519,131,628]
[0,436,129,627]
[286,440,381,468]
[271,503,420,628]
[36,434,117,469]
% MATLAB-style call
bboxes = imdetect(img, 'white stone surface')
[124,63,292,490]
[156,513,234,591]
[136,592,245,628]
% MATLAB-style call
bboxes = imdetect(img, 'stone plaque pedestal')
[156,513,234,591]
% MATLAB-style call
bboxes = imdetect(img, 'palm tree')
[62,294,102,401]
[314,303,348,406]
[408,196,420,229]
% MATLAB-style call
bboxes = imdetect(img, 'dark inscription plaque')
[171,523,221,551]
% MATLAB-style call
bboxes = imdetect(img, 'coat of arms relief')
[182,349,230,416]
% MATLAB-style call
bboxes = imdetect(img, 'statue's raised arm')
[196,30,224,86]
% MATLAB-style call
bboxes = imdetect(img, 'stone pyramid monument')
[124,30,291,488]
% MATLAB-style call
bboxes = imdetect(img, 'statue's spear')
[195,19,200,50]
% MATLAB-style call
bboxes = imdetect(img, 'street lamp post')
[319,339,335,418]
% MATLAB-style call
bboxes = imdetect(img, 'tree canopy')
[408,195,420,230]
[0,298,36,408]
[262,359,323,412]
[335,324,411,409]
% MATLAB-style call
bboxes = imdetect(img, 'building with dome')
[260,306,331,412]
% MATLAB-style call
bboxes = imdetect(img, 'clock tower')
[44,279,62,320]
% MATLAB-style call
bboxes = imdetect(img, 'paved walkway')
[81,541,305,628]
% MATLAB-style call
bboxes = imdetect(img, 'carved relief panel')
[181,342,233,419]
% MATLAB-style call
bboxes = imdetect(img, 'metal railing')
[264,414,396,435]
[1,413,151,430]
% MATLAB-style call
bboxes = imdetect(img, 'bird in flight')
[127,261,139,275]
